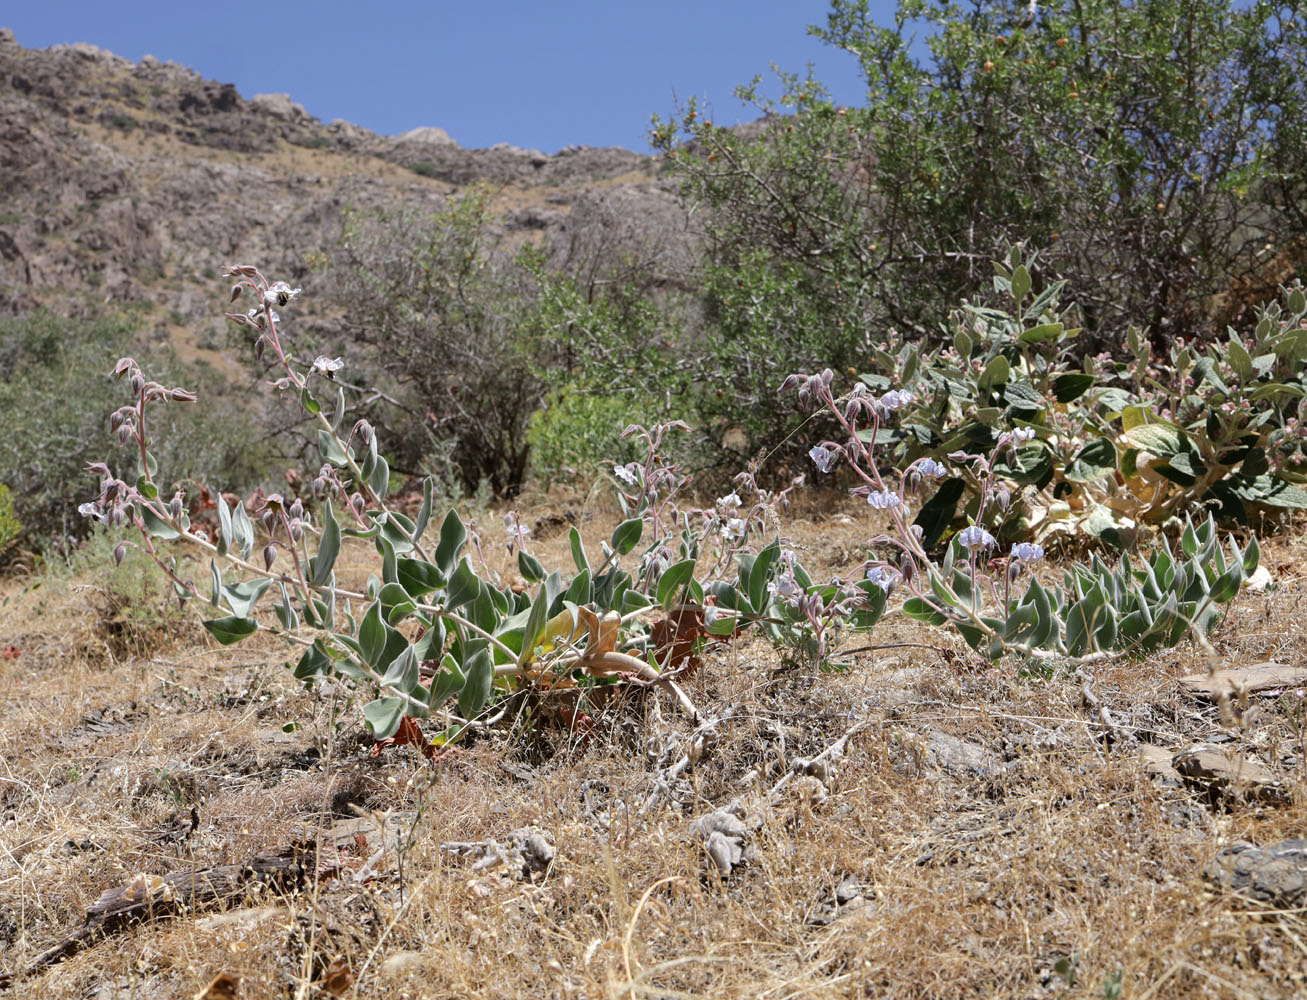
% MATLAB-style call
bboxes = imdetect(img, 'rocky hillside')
[0,27,687,362]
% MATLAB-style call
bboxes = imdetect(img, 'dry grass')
[2,496,1306,998]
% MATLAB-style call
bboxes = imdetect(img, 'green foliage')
[653,0,1307,408]
[332,188,545,494]
[695,251,871,462]
[84,263,1268,748]
[847,246,1307,547]
[0,311,271,547]
[1114,287,1307,526]
[0,483,20,555]
[907,514,1254,660]
[330,188,675,496]
[526,389,643,487]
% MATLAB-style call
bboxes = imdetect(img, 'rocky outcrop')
[0,26,677,326]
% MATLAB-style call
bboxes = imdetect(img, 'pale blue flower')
[879,389,914,411]
[808,445,837,474]
[1011,541,1045,563]
[264,281,301,306]
[867,490,902,510]
[865,566,900,591]
[768,573,803,606]
[917,458,948,479]
[958,525,996,550]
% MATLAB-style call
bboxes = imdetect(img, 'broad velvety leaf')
[446,557,479,609]
[363,697,406,740]
[1052,372,1095,403]
[1064,438,1117,482]
[610,518,643,556]
[518,549,546,583]
[458,644,494,719]
[311,500,341,586]
[656,558,697,610]
[435,510,466,575]
[202,616,257,645]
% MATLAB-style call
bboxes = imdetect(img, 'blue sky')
[5,2,899,153]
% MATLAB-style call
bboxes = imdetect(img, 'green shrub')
[329,190,675,495]
[842,246,1307,548]
[654,0,1307,370]
[0,311,273,547]
[526,389,644,487]
[0,483,20,555]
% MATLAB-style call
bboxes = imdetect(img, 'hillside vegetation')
[3,3,1307,997]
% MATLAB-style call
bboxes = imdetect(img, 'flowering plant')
[791,361,1259,662]
[851,245,1307,550]
[1110,287,1307,526]
[80,266,889,749]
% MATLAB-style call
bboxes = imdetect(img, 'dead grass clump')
[2,509,1307,996]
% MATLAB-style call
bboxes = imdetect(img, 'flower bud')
[263,544,277,571]
[130,373,145,395]
[312,476,326,499]
[169,492,184,518]
[900,558,917,586]
[117,424,132,446]
[262,510,275,532]
[289,498,303,520]
[289,519,302,542]
[113,542,127,566]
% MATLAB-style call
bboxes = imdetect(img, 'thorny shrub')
[79,265,1259,749]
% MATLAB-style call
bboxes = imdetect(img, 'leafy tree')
[332,188,549,495]
[653,0,1307,462]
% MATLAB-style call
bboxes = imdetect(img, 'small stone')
[1172,744,1287,804]
[923,729,1003,778]
[1205,840,1307,908]
[1178,662,1307,701]
[1137,743,1181,782]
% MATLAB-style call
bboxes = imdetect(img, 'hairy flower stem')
[241,272,435,563]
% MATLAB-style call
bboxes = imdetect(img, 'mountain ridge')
[0,26,683,365]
